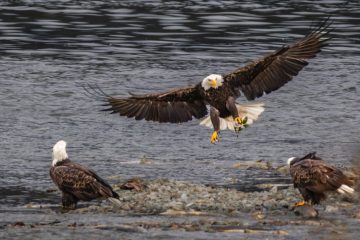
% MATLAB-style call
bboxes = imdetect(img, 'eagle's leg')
[294,188,311,207]
[226,96,247,132]
[62,192,78,209]
[210,106,220,144]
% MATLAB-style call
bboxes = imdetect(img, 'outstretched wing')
[50,162,117,200]
[224,18,332,100]
[85,84,207,123]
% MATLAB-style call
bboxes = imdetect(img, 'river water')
[0,0,359,239]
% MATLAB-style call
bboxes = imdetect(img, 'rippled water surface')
[0,0,359,239]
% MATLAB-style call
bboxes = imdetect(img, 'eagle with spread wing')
[288,152,354,206]
[86,19,331,144]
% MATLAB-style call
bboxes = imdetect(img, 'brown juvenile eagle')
[288,152,354,206]
[50,140,121,209]
[86,19,331,144]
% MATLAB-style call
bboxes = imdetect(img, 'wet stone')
[120,177,147,192]
[232,160,272,170]
[293,205,319,218]
[12,221,26,227]
[139,157,155,165]
[68,222,77,228]
[324,205,339,213]
[276,165,290,175]
[252,211,266,220]
[353,211,360,218]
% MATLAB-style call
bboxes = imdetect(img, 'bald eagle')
[86,19,331,144]
[50,140,121,209]
[288,152,354,206]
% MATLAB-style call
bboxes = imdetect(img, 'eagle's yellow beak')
[210,79,217,88]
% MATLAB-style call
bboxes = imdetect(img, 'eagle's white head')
[287,157,297,166]
[201,74,224,91]
[52,140,68,166]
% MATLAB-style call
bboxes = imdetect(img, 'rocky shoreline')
[3,162,360,239]
[68,160,359,217]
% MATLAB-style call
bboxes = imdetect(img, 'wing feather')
[224,18,331,100]
[134,101,150,120]
[88,84,207,123]
[123,101,141,117]
[195,100,208,117]
[291,157,352,193]
[50,161,118,200]
[157,102,169,122]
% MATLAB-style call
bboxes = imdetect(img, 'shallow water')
[0,0,360,239]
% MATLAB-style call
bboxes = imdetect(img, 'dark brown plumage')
[106,86,208,123]
[86,18,331,143]
[288,152,354,205]
[50,141,120,209]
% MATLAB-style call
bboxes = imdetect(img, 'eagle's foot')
[234,116,248,125]
[234,116,249,132]
[234,116,242,125]
[210,131,219,144]
[294,200,306,207]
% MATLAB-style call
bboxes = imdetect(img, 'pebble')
[324,205,339,213]
[276,165,290,175]
[293,205,319,218]
[353,211,360,218]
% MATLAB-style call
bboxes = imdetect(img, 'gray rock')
[276,165,290,175]
[293,205,319,218]
[324,205,339,213]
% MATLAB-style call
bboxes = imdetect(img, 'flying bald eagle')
[86,19,331,144]
[50,140,121,209]
[288,152,354,206]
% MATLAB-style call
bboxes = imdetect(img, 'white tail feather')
[336,184,354,195]
[199,103,265,131]
[108,197,122,207]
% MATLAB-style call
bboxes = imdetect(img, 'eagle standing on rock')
[288,152,354,206]
[50,140,121,209]
[86,19,331,144]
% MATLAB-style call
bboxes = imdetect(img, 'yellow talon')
[294,200,306,207]
[234,117,242,125]
[210,131,219,144]
[234,116,248,126]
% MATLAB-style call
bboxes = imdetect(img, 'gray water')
[0,0,359,239]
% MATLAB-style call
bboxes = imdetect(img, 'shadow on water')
[0,186,59,206]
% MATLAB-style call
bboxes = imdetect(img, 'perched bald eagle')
[288,152,354,206]
[86,19,331,144]
[50,140,121,209]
